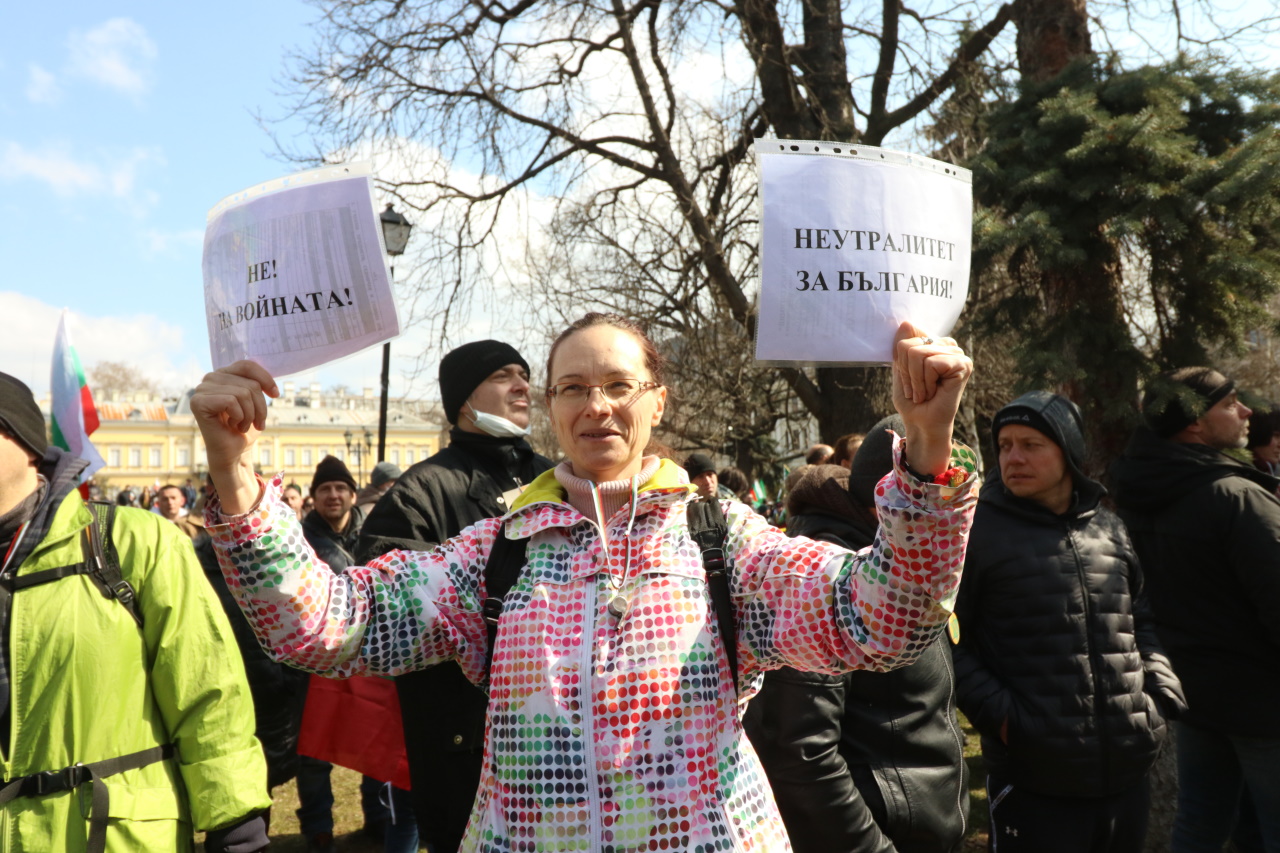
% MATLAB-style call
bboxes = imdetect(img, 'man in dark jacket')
[297,455,418,853]
[357,340,553,853]
[954,391,1185,853]
[744,415,970,853]
[1112,368,1280,852]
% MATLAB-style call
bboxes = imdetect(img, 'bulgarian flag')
[50,310,105,489]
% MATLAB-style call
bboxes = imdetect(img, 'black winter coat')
[355,429,552,853]
[744,509,970,853]
[952,479,1185,798]
[1111,428,1280,736]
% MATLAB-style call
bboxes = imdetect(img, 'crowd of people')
[1,317,1277,853]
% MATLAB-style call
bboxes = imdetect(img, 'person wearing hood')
[744,415,971,853]
[0,372,270,851]
[355,340,553,853]
[953,391,1185,853]
[1111,368,1280,852]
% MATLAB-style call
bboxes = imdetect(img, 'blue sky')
[3,2,1275,402]
[0,2,420,399]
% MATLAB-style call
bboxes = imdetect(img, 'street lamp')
[378,203,413,463]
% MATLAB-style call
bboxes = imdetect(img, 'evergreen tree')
[970,57,1280,468]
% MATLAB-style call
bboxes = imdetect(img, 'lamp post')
[378,203,413,463]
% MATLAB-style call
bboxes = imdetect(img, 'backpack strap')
[85,501,143,628]
[480,525,529,688]
[0,504,143,628]
[687,495,736,689]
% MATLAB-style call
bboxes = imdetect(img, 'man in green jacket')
[0,372,270,852]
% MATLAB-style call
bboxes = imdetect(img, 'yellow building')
[41,382,447,498]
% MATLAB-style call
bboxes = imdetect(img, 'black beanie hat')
[0,372,49,459]
[1142,367,1235,438]
[438,340,530,426]
[683,452,716,479]
[310,454,358,495]
[991,390,1090,490]
[848,414,906,509]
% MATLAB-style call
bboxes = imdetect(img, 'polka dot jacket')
[207,439,979,852]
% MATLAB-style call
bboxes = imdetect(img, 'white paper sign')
[203,162,400,375]
[754,140,971,365]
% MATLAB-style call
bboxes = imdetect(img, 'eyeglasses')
[546,379,661,403]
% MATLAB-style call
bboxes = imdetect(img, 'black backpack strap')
[481,525,529,688]
[0,558,92,592]
[85,501,143,628]
[687,496,736,689]
[0,743,175,853]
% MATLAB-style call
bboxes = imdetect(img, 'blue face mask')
[467,403,531,438]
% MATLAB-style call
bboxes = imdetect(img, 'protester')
[283,483,306,519]
[682,451,719,498]
[831,432,865,468]
[192,314,978,852]
[297,455,416,853]
[1245,403,1280,476]
[806,443,835,465]
[1112,368,1280,852]
[745,414,971,853]
[356,461,402,511]
[953,391,1185,853]
[0,372,269,852]
[718,466,751,502]
[356,339,552,853]
[156,482,203,540]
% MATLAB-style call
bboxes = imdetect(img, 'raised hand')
[190,360,280,514]
[890,321,973,476]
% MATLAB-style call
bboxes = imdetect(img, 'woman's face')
[1257,431,1280,465]
[548,325,666,482]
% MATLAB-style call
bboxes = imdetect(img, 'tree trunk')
[1011,0,1092,83]
[813,366,893,443]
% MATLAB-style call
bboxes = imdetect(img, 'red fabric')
[297,674,411,789]
[79,383,99,435]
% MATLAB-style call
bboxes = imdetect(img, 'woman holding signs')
[191,312,978,852]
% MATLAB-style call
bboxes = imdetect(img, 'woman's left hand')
[891,321,973,476]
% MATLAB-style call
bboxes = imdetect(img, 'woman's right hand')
[190,360,279,514]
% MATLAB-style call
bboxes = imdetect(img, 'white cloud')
[0,293,207,400]
[26,64,61,104]
[67,18,157,100]
[0,142,163,208]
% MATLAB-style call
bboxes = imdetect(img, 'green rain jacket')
[0,461,270,851]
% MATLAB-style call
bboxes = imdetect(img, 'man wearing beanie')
[1113,369,1280,850]
[356,460,402,511]
[0,372,270,851]
[954,391,1184,852]
[296,454,414,853]
[357,340,552,853]
[682,452,718,498]
[745,414,971,853]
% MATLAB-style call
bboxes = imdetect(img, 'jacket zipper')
[583,529,608,850]
[1067,523,1109,790]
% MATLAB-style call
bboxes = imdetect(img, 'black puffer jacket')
[355,429,551,853]
[744,481,969,853]
[1111,428,1280,736]
[954,413,1185,797]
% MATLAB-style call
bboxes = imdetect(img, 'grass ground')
[205,718,990,851]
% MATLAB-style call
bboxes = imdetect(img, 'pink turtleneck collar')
[554,455,662,525]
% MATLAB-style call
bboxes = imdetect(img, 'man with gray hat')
[356,340,552,853]
[356,460,402,511]
[0,371,269,851]
[955,391,1184,853]
[1112,368,1280,851]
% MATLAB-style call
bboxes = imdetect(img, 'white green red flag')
[50,310,105,483]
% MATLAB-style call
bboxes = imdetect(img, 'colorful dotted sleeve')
[729,436,979,678]
[206,473,496,681]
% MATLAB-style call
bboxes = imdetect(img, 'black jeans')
[985,770,1150,853]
